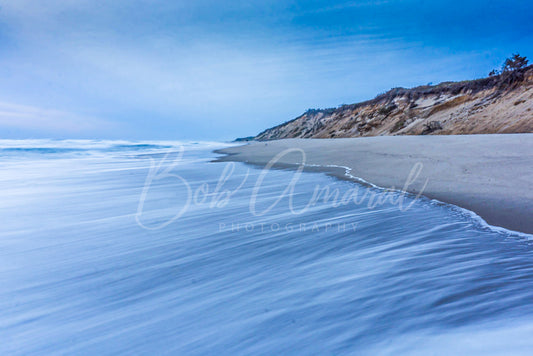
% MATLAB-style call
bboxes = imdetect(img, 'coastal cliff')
[255,65,533,140]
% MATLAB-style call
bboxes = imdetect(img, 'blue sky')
[0,0,531,140]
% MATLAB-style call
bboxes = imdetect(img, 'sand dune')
[255,66,533,140]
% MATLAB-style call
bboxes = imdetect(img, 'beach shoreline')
[214,134,533,234]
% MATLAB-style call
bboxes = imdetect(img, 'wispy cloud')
[0,1,531,139]
[0,101,115,136]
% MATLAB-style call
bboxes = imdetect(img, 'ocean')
[1,140,532,355]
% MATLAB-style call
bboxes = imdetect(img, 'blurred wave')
[0,140,532,355]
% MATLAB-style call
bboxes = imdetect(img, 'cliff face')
[255,66,533,140]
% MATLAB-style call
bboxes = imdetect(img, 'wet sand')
[215,134,533,234]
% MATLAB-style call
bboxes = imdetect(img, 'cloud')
[0,101,115,135]
[0,0,531,139]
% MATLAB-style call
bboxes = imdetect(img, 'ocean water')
[0,140,532,355]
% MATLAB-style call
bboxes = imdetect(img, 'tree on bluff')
[502,53,529,72]
[488,53,529,77]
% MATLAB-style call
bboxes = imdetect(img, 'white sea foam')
[301,162,533,240]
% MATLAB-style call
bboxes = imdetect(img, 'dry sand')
[215,134,533,234]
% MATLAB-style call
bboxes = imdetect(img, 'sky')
[0,0,531,141]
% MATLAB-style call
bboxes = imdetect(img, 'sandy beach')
[216,134,533,234]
